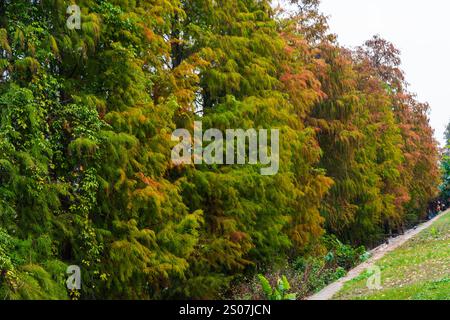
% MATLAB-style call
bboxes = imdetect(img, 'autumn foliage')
[0,0,440,299]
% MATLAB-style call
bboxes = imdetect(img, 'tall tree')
[166,0,332,298]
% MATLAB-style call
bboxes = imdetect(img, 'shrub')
[257,274,296,300]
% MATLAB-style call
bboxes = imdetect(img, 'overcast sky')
[319,0,450,146]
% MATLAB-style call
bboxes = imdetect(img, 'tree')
[165,0,332,298]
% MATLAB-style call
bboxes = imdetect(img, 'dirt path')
[306,210,450,300]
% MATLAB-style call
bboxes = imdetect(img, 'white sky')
[319,0,450,145]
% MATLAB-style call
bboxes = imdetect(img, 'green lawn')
[334,213,450,300]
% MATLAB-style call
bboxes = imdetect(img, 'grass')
[334,212,450,300]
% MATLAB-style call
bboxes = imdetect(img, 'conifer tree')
[166,0,332,298]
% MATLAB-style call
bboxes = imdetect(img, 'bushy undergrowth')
[229,236,369,300]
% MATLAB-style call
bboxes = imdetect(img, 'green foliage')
[231,235,368,300]
[440,126,450,200]
[257,274,296,300]
[0,0,441,300]
[291,236,367,294]
[322,235,367,270]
